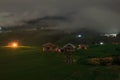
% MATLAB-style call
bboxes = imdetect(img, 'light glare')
[8,42,19,48]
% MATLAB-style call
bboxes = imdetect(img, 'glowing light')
[77,35,82,38]
[8,42,19,48]
[104,33,117,37]
[100,42,104,45]
[12,43,18,47]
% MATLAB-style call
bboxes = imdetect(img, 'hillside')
[0,29,120,46]
[0,44,120,80]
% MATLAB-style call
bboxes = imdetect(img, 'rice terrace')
[0,30,120,80]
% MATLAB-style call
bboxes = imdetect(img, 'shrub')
[100,57,113,66]
[87,58,101,65]
[88,57,113,66]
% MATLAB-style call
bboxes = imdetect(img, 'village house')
[62,43,76,53]
[61,43,76,64]
[42,42,59,52]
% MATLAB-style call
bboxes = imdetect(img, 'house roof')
[63,43,76,48]
[42,42,56,47]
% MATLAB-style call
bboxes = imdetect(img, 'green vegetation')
[0,44,120,80]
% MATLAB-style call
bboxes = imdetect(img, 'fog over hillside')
[0,0,120,33]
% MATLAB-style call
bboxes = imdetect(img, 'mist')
[0,0,120,33]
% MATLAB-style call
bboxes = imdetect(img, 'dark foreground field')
[0,45,120,80]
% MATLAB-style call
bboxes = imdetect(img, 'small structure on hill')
[62,43,76,52]
[42,43,59,53]
[78,44,88,50]
[61,43,76,64]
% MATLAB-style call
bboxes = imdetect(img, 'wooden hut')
[61,43,76,64]
[62,43,76,52]
[42,43,59,52]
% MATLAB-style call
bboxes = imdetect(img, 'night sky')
[0,0,120,33]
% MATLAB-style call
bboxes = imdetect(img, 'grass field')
[0,44,120,80]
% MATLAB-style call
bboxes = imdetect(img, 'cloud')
[0,0,119,33]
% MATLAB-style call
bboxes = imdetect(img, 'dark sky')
[0,0,120,33]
